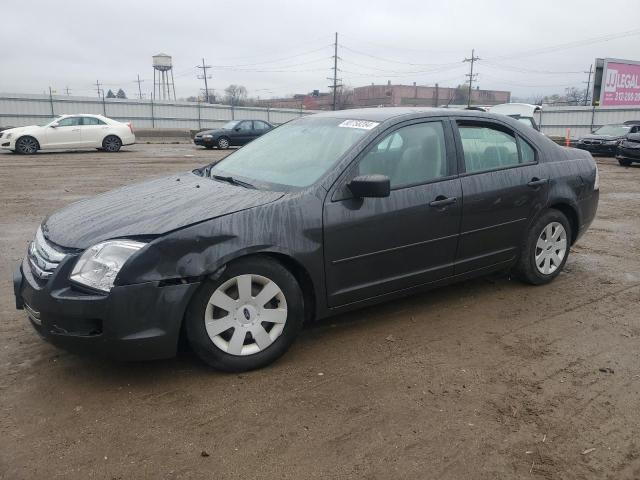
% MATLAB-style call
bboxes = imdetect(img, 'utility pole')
[583,64,593,106]
[197,58,212,103]
[328,32,342,111]
[48,86,55,116]
[135,74,144,99]
[64,86,71,96]
[95,80,102,98]
[463,49,480,108]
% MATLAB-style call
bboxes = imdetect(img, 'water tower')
[153,53,176,101]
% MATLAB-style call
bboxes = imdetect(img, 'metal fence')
[535,105,640,139]
[0,93,319,130]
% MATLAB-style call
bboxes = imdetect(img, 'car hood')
[580,133,623,141]
[198,128,226,136]
[1,125,41,136]
[42,172,285,249]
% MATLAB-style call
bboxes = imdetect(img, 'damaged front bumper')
[13,254,201,361]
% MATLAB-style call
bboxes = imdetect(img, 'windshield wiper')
[211,174,255,189]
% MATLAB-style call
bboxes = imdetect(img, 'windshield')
[209,116,374,188]
[223,120,241,130]
[38,116,60,127]
[594,124,631,136]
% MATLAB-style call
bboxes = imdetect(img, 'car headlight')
[6,133,13,139]
[202,134,213,139]
[70,239,146,292]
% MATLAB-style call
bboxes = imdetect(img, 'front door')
[323,119,462,307]
[231,120,254,146]
[453,119,549,273]
[44,116,83,148]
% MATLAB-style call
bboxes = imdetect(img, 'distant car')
[194,120,274,149]
[0,114,135,154]
[616,130,640,166]
[489,103,541,131]
[576,122,640,157]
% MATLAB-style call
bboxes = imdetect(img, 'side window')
[237,121,252,132]
[82,117,105,125]
[253,121,269,131]
[458,124,520,173]
[519,137,536,163]
[57,117,82,127]
[358,121,448,189]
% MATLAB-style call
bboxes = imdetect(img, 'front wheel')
[217,137,230,149]
[15,136,39,154]
[102,135,122,152]
[185,256,305,372]
[514,209,571,285]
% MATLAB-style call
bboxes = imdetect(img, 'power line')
[463,49,480,108]
[340,44,461,68]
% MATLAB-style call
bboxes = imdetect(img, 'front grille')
[27,227,66,280]
[583,140,602,145]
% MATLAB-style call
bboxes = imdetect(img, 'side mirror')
[50,122,59,128]
[234,127,241,131]
[348,174,390,198]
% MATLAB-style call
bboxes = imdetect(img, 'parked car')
[576,121,640,156]
[616,131,640,166]
[0,114,135,154]
[13,108,599,372]
[489,103,541,131]
[194,119,274,149]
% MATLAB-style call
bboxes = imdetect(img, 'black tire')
[15,136,39,154]
[102,135,122,152]
[618,158,632,167]
[514,209,572,285]
[185,256,305,372]
[217,137,230,149]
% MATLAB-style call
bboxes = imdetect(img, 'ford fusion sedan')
[13,108,599,372]
[576,122,640,156]
[194,119,273,149]
[0,114,135,154]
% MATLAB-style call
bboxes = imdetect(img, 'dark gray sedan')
[14,108,599,372]
[194,119,274,149]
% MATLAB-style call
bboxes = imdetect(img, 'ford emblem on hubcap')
[243,307,251,320]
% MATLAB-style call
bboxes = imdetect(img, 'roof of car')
[310,107,512,123]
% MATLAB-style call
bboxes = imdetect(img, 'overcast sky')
[2,0,639,100]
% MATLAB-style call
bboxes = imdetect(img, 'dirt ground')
[1,144,639,480]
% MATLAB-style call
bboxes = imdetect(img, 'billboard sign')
[600,58,640,106]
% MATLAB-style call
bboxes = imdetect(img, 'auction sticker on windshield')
[338,120,380,130]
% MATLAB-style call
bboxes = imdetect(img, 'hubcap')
[105,138,119,151]
[205,274,288,356]
[219,139,229,148]
[535,222,567,275]
[20,138,37,153]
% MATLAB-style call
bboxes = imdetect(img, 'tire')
[514,209,572,285]
[15,136,39,154]
[217,137,230,149]
[185,256,305,372]
[102,135,122,152]
[618,158,632,167]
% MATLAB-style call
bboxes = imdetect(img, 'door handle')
[527,177,548,188]
[429,196,457,208]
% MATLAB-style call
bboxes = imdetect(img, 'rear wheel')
[514,209,571,285]
[185,256,304,372]
[217,137,230,149]
[102,135,122,152]
[15,136,39,154]
[618,158,632,167]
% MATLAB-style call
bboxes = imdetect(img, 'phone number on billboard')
[614,91,640,102]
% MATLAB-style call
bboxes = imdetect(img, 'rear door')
[252,120,271,140]
[323,119,462,306]
[453,118,548,273]
[79,116,109,146]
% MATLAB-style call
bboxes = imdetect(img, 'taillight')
[127,122,134,134]
[594,164,600,191]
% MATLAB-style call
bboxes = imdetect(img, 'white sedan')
[0,114,136,154]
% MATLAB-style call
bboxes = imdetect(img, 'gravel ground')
[1,144,639,479]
